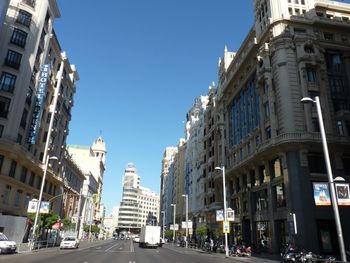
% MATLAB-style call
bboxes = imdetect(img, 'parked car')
[0,232,17,254]
[60,237,79,249]
[133,236,140,243]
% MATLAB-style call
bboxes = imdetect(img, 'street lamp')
[161,211,165,242]
[215,166,229,258]
[170,203,176,244]
[30,155,58,250]
[182,194,188,248]
[301,96,346,262]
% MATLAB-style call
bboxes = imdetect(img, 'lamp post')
[182,194,188,248]
[215,166,229,258]
[161,211,165,241]
[30,155,58,250]
[171,203,176,244]
[301,96,346,262]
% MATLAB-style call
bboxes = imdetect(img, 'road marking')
[130,242,135,252]
[105,243,121,252]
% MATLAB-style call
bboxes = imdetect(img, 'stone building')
[0,0,79,243]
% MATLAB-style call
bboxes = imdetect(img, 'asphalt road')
[0,239,280,263]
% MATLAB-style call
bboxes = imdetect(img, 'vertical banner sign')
[28,64,50,144]
[335,183,350,206]
[313,182,331,206]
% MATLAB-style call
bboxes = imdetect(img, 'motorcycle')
[281,244,297,262]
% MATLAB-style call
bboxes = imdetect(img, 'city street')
[0,239,280,263]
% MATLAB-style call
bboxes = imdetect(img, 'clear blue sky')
[53,1,253,214]
[54,0,350,214]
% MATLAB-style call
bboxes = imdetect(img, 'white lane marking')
[105,242,121,252]
[130,241,134,252]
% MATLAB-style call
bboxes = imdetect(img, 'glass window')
[22,0,36,8]
[271,157,283,177]
[306,68,317,82]
[26,87,33,105]
[0,155,4,172]
[337,120,344,135]
[10,28,28,48]
[16,9,32,27]
[308,153,327,173]
[0,96,11,118]
[9,160,17,178]
[275,184,286,208]
[29,172,35,186]
[14,190,22,207]
[254,189,268,211]
[5,50,22,69]
[20,167,27,183]
[3,185,11,205]
[264,102,270,118]
[20,108,28,129]
[0,72,16,93]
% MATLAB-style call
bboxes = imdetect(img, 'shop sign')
[313,182,331,206]
[335,183,350,206]
[216,210,224,221]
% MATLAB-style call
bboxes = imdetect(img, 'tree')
[27,211,59,229]
[196,224,208,238]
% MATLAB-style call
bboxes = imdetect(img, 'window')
[8,160,17,178]
[0,155,4,172]
[10,28,28,48]
[0,72,16,93]
[324,33,334,41]
[254,189,268,211]
[0,96,11,118]
[14,190,22,207]
[308,153,327,173]
[5,50,22,69]
[0,125,3,137]
[29,172,35,187]
[264,102,270,118]
[275,184,286,208]
[306,68,317,82]
[36,176,42,189]
[16,9,32,27]
[304,45,314,53]
[265,126,271,139]
[26,87,33,105]
[271,157,283,178]
[20,108,28,129]
[22,0,36,8]
[337,120,344,135]
[3,185,11,205]
[20,167,27,183]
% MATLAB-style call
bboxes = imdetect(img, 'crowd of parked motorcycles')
[280,244,338,263]
[199,241,347,262]
[201,240,252,257]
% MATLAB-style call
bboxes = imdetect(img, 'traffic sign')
[223,221,230,234]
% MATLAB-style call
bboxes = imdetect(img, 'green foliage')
[164,229,173,239]
[83,224,100,234]
[27,211,59,229]
[61,218,73,230]
[196,224,208,237]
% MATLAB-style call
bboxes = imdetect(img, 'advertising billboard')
[313,182,331,206]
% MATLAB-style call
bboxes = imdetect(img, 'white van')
[0,233,17,254]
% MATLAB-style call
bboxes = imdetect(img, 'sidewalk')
[164,243,281,262]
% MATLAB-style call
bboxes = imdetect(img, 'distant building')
[68,136,107,238]
[104,206,119,238]
[117,163,160,234]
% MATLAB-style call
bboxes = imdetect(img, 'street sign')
[170,224,179,230]
[223,221,230,234]
[181,221,193,229]
[27,200,50,214]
